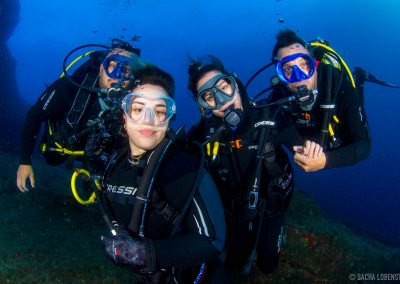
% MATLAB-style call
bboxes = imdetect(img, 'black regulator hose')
[62,43,109,92]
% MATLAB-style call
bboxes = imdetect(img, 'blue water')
[8,0,400,246]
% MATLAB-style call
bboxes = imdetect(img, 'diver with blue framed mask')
[269,29,371,171]
[17,39,149,192]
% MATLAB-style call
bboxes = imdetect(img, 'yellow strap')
[212,142,220,157]
[60,51,95,78]
[53,142,85,156]
[310,42,356,88]
[333,115,340,124]
[328,123,334,136]
[70,168,97,205]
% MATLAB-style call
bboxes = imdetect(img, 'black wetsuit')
[189,104,304,274]
[19,53,116,166]
[101,141,228,283]
[271,64,371,168]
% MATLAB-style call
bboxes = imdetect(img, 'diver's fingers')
[16,177,28,192]
[293,153,307,165]
[303,140,312,156]
[309,141,317,158]
[316,145,323,158]
[29,174,36,189]
[16,165,34,192]
[293,145,304,154]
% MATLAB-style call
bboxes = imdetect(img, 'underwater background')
[1,0,399,282]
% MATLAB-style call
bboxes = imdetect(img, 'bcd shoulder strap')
[65,69,99,129]
[128,130,178,237]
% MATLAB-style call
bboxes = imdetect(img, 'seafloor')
[1,149,399,284]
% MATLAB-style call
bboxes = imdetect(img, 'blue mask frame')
[276,53,316,84]
[102,54,133,82]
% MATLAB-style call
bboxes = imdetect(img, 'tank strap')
[65,70,99,129]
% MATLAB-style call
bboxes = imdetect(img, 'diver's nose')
[142,107,155,125]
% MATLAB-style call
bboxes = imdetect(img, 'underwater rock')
[0,0,28,151]
[1,150,399,283]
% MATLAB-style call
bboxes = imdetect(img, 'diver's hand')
[295,140,323,158]
[16,165,35,192]
[293,141,326,172]
[102,231,148,271]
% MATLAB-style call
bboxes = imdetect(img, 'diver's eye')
[201,90,215,103]
[282,64,293,77]
[107,60,118,73]
[123,65,132,78]
[298,60,310,74]
[154,106,167,121]
[130,103,144,119]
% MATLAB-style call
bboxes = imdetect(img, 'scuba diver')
[16,39,149,192]
[187,56,305,276]
[94,66,228,283]
[266,29,371,171]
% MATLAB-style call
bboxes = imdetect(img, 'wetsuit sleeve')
[325,79,371,168]
[19,77,76,164]
[152,171,226,269]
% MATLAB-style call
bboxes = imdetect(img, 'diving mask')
[196,74,236,110]
[102,54,134,82]
[121,93,176,125]
[276,53,316,84]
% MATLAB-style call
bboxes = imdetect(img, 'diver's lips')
[139,129,156,136]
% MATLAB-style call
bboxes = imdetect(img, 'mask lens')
[199,90,217,109]
[102,54,133,81]
[122,93,176,124]
[276,53,316,84]
[216,76,235,96]
[196,75,236,110]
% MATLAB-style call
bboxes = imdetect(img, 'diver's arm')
[19,77,76,165]
[19,105,46,165]
[324,81,371,168]
[152,172,225,269]
[17,78,76,191]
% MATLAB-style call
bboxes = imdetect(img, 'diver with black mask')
[188,55,304,276]
[269,29,371,172]
[17,39,149,192]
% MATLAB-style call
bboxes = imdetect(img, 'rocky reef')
[1,150,399,283]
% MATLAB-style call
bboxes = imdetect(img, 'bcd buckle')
[248,191,258,209]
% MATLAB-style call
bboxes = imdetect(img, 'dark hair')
[271,29,307,61]
[132,65,175,98]
[111,38,141,56]
[187,55,227,96]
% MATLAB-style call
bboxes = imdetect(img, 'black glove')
[102,230,148,270]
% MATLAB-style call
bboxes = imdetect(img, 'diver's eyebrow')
[216,79,227,88]
[154,103,167,107]
[132,101,166,107]
[132,101,145,105]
